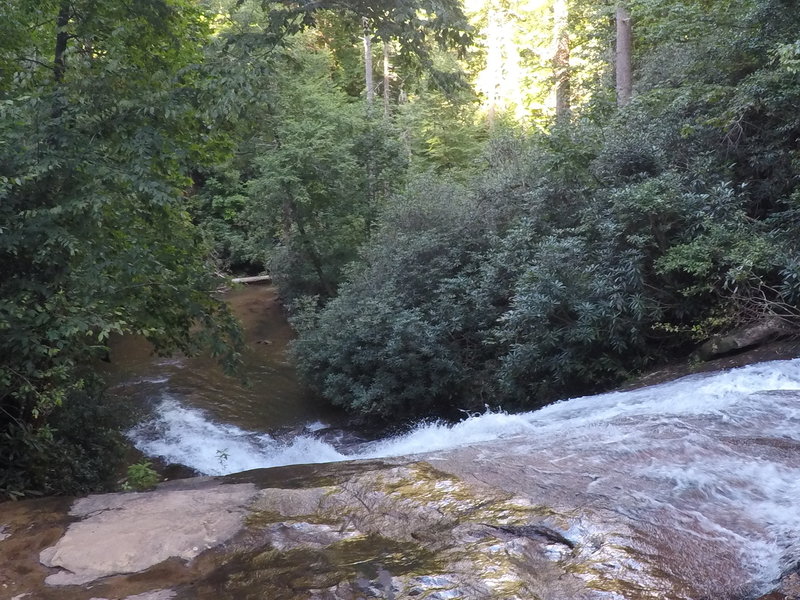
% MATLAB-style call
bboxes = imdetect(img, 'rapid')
[111,286,800,597]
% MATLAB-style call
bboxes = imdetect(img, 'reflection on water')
[106,285,343,435]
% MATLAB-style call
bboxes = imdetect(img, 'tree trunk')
[485,8,503,128]
[53,1,70,84]
[553,0,570,121]
[50,1,71,128]
[283,192,335,297]
[363,18,374,112]
[295,218,335,298]
[615,3,633,107]
[383,41,391,120]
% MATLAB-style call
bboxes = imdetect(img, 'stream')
[107,285,353,474]
[110,284,558,475]
[81,286,800,595]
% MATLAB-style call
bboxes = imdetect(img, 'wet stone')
[88,592,177,600]
[250,486,334,520]
[123,591,178,600]
[39,484,258,585]
[263,521,360,551]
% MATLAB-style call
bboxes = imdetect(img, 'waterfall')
[129,359,800,474]
[128,358,800,595]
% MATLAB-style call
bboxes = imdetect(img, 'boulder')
[39,484,257,585]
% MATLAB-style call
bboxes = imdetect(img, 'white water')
[129,358,800,595]
[129,397,347,475]
[129,359,800,475]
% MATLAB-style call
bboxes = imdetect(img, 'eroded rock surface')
[696,318,792,361]
[39,483,257,585]
[184,463,596,600]
[89,591,177,600]
[0,447,793,600]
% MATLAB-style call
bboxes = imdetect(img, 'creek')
[36,285,800,596]
[107,285,349,474]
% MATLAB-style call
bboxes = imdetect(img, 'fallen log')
[695,317,793,361]
[231,275,272,284]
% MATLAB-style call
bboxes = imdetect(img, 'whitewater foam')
[129,358,800,475]
[126,358,800,593]
[128,397,346,476]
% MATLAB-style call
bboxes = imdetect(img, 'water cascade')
[127,359,800,596]
[130,359,800,475]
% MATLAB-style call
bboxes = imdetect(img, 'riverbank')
[621,338,800,390]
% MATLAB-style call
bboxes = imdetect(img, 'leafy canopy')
[0,0,241,497]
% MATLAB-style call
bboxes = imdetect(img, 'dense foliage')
[0,0,242,498]
[193,29,406,298]
[191,0,472,296]
[3,0,800,495]
[0,0,473,497]
[291,0,800,420]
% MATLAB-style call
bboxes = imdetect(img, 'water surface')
[107,285,346,471]
[108,307,800,595]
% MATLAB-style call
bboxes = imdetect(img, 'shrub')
[0,384,128,499]
[291,177,495,420]
[121,461,161,492]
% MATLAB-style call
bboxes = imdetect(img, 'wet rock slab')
[188,462,595,600]
[2,462,598,600]
[39,483,258,585]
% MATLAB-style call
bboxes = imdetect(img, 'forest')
[1,0,799,498]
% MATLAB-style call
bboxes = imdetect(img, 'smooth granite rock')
[39,483,257,585]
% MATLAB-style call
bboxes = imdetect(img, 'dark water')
[106,285,343,435]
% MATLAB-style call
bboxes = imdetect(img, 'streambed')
[19,356,800,599]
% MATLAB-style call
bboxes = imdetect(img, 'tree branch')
[18,57,55,71]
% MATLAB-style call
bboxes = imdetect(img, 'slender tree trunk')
[361,20,379,205]
[615,3,633,106]
[380,42,392,198]
[282,188,335,297]
[281,197,293,239]
[553,0,570,121]
[397,86,412,160]
[382,42,391,120]
[50,0,71,129]
[362,18,374,112]
[294,216,335,298]
[485,7,503,128]
[53,1,70,84]
[45,0,73,176]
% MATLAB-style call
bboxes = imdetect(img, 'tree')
[615,3,632,106]
[363,17,375,110]
[290,0,800,423]
[262,0,472,72]
[193,20,409,299]
[190,0,472,298]
[0,0,241,497]
[383,41,393,119]
[553,0,571,120]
